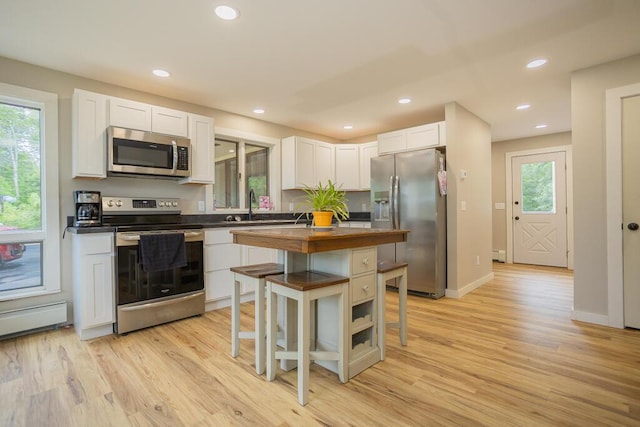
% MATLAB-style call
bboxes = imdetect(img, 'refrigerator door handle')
[389,175,396,229]
[393,175,400,229]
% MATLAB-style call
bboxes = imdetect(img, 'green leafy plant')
[296,180,350,224]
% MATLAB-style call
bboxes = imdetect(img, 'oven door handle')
[119,230,204,241]
[119,291,204,312]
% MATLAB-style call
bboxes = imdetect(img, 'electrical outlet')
[289,202,294,212]
[476,255,480,265]
[198,201,205,212]
[362,203,367,211]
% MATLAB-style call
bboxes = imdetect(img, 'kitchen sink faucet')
[248,189,256,221]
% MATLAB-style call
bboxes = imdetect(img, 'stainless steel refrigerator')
[370,148,446,298]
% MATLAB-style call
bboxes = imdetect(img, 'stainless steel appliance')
[102,196,204,334]
[73,190,101,227]
[371,148,446,298]
[107,126,191,178]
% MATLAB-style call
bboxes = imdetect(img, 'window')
[214,138,269,210]
[520,160,556,214]
[0,83,60,300]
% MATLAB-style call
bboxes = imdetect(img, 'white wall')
[445,102,493,297]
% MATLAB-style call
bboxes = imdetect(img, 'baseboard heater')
[0,302,67,337]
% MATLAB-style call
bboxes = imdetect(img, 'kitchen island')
[231,226,408,378]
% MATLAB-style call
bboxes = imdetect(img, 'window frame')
[0,82,60,301]
[212,127,279,214]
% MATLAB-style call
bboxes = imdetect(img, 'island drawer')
[351,247,376,275]
[351,274,375,304]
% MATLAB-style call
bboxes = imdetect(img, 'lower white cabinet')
[204,226,283,310]
[71,233,115,340]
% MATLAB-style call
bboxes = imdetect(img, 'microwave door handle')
[171,140,178,175]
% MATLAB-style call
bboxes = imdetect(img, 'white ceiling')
[1,0,640,142]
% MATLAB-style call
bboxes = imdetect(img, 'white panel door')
[622,95,640,329]
[512,151,567,267]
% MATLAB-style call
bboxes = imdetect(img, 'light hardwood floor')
[1,263,639,426]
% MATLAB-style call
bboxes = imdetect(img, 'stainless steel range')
[102,196,205,334]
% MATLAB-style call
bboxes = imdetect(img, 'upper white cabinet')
[108,97,188,137]
[282,136,335,189]
[180,113,215,184]
[359,141,377,191]
[108,97,152,131]
[377,121,445,154]
[72,89,108,179]
[335,144,360,190]
[152,106,189,137]
[335,141,377,191]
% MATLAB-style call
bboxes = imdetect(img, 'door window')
[520,160,556,214]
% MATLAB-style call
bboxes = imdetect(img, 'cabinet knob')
[362,258,369,265]
[362,285,369,292]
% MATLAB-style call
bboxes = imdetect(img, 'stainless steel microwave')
[107,126,191,178]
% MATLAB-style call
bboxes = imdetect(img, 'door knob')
[628,222,639,231]
[515,216,520,221]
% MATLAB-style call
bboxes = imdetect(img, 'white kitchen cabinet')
[108,97,152,131]
[282,136,335,189]
[359,141,377,190]
[180,113,215,184]
[377,121,445,154]
[71,233,115,340]
[204,227,280,310]
[151,106,188,137]
[72,89,108,178]
[335,145,360,190]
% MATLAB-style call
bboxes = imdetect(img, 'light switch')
[461,200,467,211]
[495,202,505,210]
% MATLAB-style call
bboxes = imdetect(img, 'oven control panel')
[102,196,181,214]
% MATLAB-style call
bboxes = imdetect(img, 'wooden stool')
[377,261,408,360]
[230,263,284,375]
[266,270,349,406]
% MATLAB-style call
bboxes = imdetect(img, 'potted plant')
[296,180,350,227]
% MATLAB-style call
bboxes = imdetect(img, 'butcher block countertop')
[230,227,409,253]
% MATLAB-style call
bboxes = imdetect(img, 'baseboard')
[445,272,494,299]
[0,302,67,336]
[205,293,255,312]
[570,310,611,328]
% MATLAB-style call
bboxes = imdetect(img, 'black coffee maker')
[74,190,101,227]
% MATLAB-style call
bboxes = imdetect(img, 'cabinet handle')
[362,258,369,265]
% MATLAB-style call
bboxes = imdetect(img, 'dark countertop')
[66,212,371,234]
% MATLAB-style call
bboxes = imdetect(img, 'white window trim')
[0,82,60,301]
[210,126,280,214]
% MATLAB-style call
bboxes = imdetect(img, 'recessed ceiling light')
[152,69,171,78]
[343,125,353,130]
[527,59,547,69]
[535,124,548,129]
[516,104,531,110]
[215,5,239,20]
[253,108,265,114]
[398,98,412,104]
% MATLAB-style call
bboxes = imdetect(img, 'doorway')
[505,146,573,268]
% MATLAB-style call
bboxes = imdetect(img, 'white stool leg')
[231,278,241,358]
[298,292,310,406]
[255,278,266,375]
[266,282,277,382]
[338,283,349,383]
[377,272,387,360]
[398,268,408,346]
